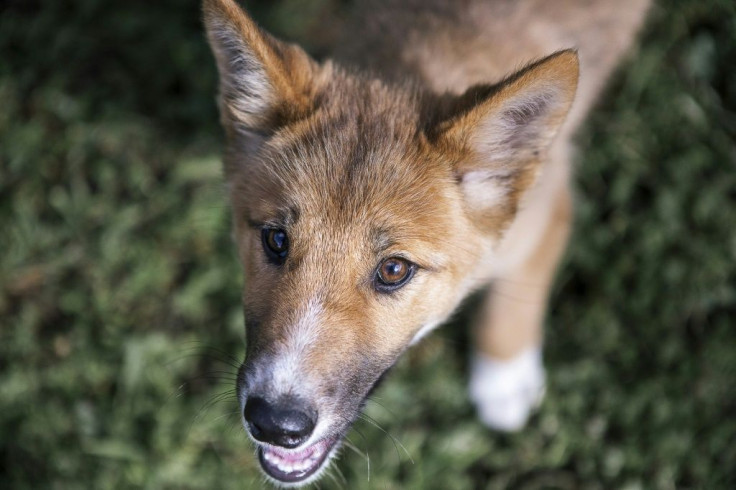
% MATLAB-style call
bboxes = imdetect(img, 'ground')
[1,0,735,488]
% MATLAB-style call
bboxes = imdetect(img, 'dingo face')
[204,0,577,485]
[230,83,487,485]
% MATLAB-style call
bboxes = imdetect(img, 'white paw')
[469,346,546,432]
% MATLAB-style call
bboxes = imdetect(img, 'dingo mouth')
[257,435,340,485]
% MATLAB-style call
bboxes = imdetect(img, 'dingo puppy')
[203,0,650,485]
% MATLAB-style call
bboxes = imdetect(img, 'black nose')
[243,396,316,448]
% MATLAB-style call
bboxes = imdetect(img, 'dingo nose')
[244,396,316,448]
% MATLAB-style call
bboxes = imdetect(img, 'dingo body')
[203,0,649,485]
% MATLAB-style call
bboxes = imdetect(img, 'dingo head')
[203,0,577,485]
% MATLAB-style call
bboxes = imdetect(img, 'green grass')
[1,0,735,488]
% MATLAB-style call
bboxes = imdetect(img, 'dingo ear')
[436,50,579,231]
[203,0,318,139]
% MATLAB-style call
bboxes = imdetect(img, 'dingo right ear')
[203,0,318,139]
[433,50,579,234]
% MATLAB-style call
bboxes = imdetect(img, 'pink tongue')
[269,444,317,464]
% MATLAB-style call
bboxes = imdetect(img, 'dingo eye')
[262,228,289,265]
[375,257,415,293]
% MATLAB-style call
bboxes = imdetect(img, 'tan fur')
[334,0,649,359]
[476,181,573,358]
[203,0,650,483]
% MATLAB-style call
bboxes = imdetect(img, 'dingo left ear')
[435,50,579,232]
[203,0,318,140]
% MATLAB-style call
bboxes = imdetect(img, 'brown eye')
[375,257,415,293]
[261,228,288,265]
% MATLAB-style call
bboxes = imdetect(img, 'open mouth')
[257,436,339,484]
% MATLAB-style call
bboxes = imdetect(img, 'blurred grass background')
[1,0,735,488]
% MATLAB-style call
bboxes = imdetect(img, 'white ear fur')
[205,17,275,129]
[205,5,277,128]
[471,89,569,164]
[460,168,517,210]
